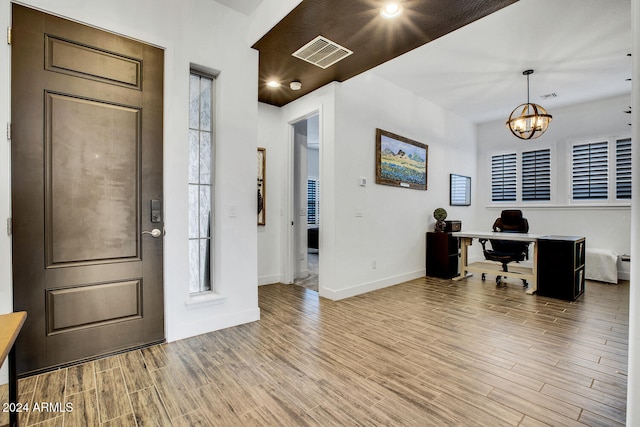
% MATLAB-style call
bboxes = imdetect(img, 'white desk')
[451,231,542,294]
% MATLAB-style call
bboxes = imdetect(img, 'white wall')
[327,73,478,299]
[0,0,263,383]
[257,75,478,299]
[257,103,285,285]
[476,95,632,277]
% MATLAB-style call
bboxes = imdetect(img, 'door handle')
[142,228,163,238]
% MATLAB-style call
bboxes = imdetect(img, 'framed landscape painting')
[375,128,428,190]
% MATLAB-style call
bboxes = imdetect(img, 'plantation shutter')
[491,153,517,202]
[572,141,608,200]
[521,149,550,201]
[307,179,320,225]
[615,138,632,199]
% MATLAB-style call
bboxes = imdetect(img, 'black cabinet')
[537,236,586,301]
[426,232,459,279]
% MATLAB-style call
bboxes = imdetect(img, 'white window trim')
[185,292,227,309]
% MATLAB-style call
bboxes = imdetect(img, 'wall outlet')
[372,260,377,269]
[300,251,306,261]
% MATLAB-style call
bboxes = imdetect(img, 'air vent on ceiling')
[292,36,353,69]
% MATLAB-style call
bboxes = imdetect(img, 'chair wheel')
[481,273,486,281]
[522,280,528,288]
[496,276,502,286]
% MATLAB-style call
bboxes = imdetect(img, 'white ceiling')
[214,0,264,15]
[221,0,631,124]
[370,0,632,124]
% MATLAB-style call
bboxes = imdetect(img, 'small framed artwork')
[375,128,428,190]
[450,173,471,206]
[257,147,266,225]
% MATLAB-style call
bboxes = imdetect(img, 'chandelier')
[506,70,552,140]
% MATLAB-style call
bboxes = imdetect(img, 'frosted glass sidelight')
[200,131,211,184]
[188,130,199,184]
[188,70,215,294]
[188,240,200,293]
[188,184,199,238]
[200,239,211,291]
[200,78,212,132]
[189,74,200,130]
[199,187,210,238]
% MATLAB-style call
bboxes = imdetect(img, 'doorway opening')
[292,114,320,292]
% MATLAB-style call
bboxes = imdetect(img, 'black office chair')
[479,210,530,287]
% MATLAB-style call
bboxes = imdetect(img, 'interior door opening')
[292,114,320,292]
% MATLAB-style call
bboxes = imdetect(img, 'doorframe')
[284,109,322,288]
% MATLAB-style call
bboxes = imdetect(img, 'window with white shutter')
[307,179,320,225]
[522,149,551,201]
[572,141,608,200]
[491,153,517,202]
[616,138,632,200]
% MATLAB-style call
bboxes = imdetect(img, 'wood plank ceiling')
[252,0,518,107]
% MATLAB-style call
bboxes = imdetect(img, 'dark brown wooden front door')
[11,4,164,375]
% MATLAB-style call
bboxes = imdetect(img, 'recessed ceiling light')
[266,80,281,88]
[380,2,403,18]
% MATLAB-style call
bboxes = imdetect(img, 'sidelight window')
[188,70,215,294]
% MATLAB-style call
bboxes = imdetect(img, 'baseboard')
[258,274,282,286]
[166,307,260,342]
[319,269,425,301]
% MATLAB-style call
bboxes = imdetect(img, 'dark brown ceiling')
[252,0,518,107]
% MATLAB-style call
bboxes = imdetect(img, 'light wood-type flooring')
[0,276,629,426]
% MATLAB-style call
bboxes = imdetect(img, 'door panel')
[11,4,164,375]
[46,35,142,88]
[46,93,140,265]
[45,280,142,334]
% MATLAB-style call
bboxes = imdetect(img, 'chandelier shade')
[506,70,552,140]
